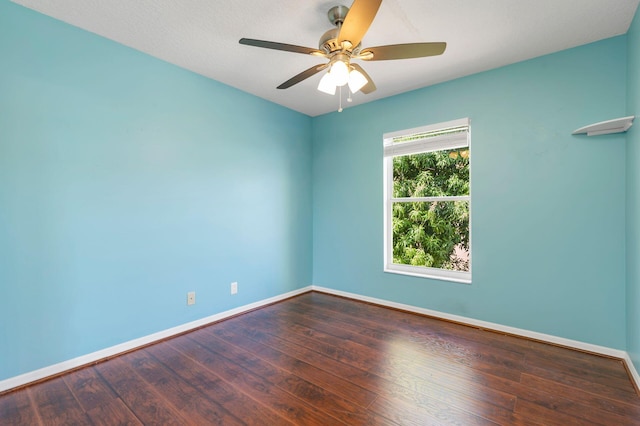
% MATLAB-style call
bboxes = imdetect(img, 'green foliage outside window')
[392,148,470,271]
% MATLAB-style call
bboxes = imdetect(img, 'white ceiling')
[12,0,640,117]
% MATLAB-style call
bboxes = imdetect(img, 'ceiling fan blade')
[351,63,376,94]
[338,0,382,49]
[359,42,447,61]
[277,64,329,89]
[239,38,326,57]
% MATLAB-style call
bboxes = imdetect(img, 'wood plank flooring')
[1,291,639,425]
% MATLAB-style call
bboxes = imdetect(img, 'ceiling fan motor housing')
[319,28,341,53]
[320,5,362,54]
[319,28,361,55]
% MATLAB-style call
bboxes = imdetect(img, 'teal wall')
[0,2,312,381]
[627,7,640,373]
[312,36,627,349]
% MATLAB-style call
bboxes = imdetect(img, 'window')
[383,118,471,283]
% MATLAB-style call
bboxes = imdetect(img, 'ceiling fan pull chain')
[338,85,343,112]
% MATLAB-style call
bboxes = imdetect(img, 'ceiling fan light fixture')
[317,72,337,95]
[348,68,368,93]
[329,59,349,86]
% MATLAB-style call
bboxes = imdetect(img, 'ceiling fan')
[239,0,446,98]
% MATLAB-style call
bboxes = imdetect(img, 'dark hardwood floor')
[1,291,639,425]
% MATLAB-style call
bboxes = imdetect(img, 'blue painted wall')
[312,36,627,349]
[0,2,312,381]
[627,7,640,373]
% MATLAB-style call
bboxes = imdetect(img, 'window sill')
[384,265,471,284]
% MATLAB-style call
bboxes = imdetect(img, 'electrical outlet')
[187,291,196,305]
[230,282,238,295]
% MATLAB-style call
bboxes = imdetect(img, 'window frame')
[383,118,472,284]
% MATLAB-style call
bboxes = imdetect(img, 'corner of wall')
[626,3,640,377]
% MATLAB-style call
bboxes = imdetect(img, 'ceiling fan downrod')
[327,5,349,27]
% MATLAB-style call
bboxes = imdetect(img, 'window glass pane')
[393,148,469,198]
[392,201,470,272]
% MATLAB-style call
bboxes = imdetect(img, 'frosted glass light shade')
[348,69,367,93]
[330,60,349,86]
[317,72,336,95]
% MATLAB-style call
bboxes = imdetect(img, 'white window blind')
[384,118,469,157]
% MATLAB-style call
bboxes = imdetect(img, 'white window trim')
[383,118,471,284]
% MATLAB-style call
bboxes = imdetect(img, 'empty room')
[2,0,640,424]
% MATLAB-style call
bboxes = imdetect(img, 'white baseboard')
[3,284,639,395]
[0,286,312,393]
[623,352,640,393]
[311,285,640,392]
[310,286,626,357]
